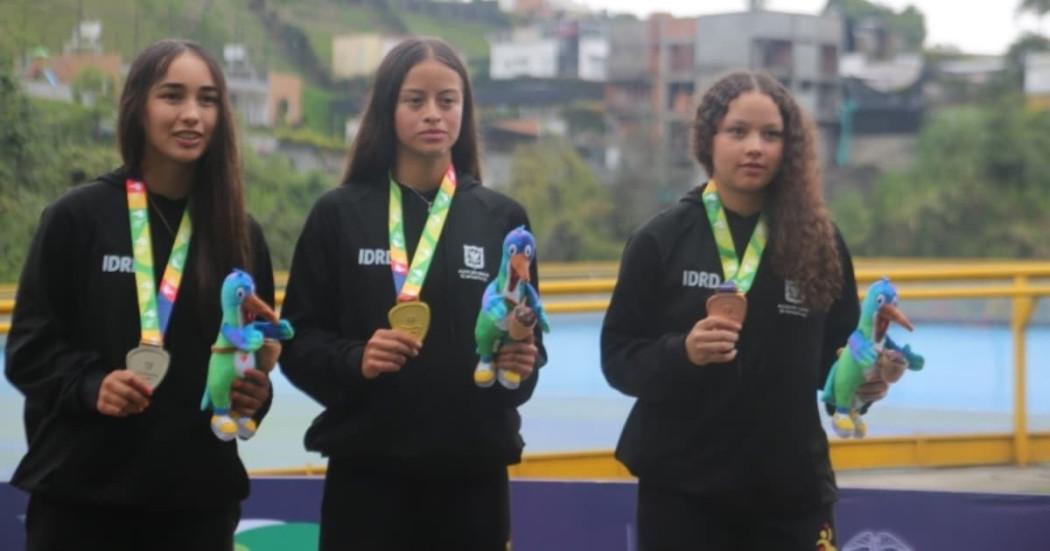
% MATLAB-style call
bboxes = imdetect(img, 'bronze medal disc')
[706,292,747,324]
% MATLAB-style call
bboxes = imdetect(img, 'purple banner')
[3,479,1049,550]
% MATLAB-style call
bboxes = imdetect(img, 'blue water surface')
[2,315,1048,478]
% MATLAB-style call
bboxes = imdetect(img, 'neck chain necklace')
[148,196,177,237]
[404,184,434,210]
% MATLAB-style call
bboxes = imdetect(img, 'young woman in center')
[601,71,891,550]
[280,37,546,550]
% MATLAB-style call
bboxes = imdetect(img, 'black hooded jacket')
[280,173,547,472]
[601,185,859,510]
[5,168,275,508]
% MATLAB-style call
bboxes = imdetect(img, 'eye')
[524,244,533,258]
[875,295,885,306]
[236,288,246,300]
[508,244,518,255]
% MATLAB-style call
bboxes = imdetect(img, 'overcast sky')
[580,0,1047,55]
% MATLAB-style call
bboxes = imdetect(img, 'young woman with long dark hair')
[5,39,276,551]
[280,37,546,550]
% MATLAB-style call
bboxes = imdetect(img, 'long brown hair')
[342,37,481,185]
[692,71,842,310]
[117,39,250,308]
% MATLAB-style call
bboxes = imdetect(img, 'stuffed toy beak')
[876,303,913,341]
[510,253,530,290]
[242,293,279,324]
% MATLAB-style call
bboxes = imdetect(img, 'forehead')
[155,52,215,87]
[400,59,463,92]
[722,91,782,126]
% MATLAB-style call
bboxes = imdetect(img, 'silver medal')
[126,345,171,388]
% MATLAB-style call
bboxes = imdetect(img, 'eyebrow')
[401,88,461,95]
[723,119,782,128]
[155,82,219,94]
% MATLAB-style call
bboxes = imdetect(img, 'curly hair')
[692,71,842,310]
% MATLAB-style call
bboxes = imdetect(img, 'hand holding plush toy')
[822,277,924,438]
[201,269,294,441]
[474,227,550,389]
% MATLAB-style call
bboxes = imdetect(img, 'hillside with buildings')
[3,0,1050,276]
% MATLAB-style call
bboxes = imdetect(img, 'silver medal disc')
[126,345,171,388]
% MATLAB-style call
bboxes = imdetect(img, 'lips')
[173,131,203,148]
[419,130,447,140]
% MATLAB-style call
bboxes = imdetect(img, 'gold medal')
[388,301,431,341]
[706,291,748,324]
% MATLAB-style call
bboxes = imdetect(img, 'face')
[710,91,784,196]
[142,52,219,167]
[394,59,464,163]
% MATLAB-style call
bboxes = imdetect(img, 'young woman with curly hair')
[601,71,890,550]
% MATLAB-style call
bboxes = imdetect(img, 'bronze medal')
[706,292,748,324]
[388,301,431,341]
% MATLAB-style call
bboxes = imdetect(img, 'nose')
[422,99,440,123]
[179,101,201,125]
[744,132,762,155]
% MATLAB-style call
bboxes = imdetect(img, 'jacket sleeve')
[600,230,699,402]
[495,206,547,408]
[248,218,276,422]
[819,229,860,388]
[278,197,368,408]
[4,203,109,416]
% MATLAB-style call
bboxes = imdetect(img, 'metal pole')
[1012,276,1035,466]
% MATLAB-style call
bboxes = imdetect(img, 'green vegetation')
[505,139,620,261]
[0,69,119,280]
[400,12,494,64]
[301,85,335,136]
[242,149,336,269]
[830,100,1050,257]
[273,1,381,72]
[824,0,926,52]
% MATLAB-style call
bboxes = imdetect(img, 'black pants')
[637,480,836,551]
[320,457,510,551]
[25,493,240,551]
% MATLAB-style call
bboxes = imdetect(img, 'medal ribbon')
[388,166,457,302]
[701,179,768,294]
[126,179,192,346]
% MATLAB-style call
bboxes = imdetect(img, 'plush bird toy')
[201,269,294,441]
[822,277,925,438]
[474,226,550,389]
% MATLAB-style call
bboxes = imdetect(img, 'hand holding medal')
[363,166,457,378]
[686,180,766,367]
[123,180,192,389]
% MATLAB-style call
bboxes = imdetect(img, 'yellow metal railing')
[3,261,1049,476]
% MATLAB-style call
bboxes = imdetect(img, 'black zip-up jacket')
[601,185,859,511]
[5,168,275,509]
[280,173,547,472]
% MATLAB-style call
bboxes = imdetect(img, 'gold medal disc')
[706,292,748,324]
[388,301,431,341]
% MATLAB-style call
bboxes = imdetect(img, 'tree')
[825,0,927,53]
[1018,0,1050,18]
[830,101,1050,258]
[505,139,620,261]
